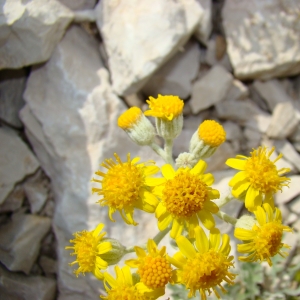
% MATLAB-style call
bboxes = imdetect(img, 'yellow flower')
[168,227,236,300]
[234,203,292,266]
[65,223,112,280]
[198,120,226,147]
[101,265,163,300]
[144,94,184,121]
[226,146,290,211]
[92,153,160,225]
[125,239,173,295]
[152,160,220,239]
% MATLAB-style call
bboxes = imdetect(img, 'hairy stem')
[216,210,237,226]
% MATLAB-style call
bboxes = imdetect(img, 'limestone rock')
[0,0,73,70]
[0,127,39,205]
[245,113,272,134]
[253,79,294,112]
[96,0,203,96]
[190,65,233,113]
[58,0,96,10]
[275,176,300,204]
[0,69,26,128]
[0,264,56,300]
[0,184,24,213]
[222,0,300,80]
[224,79,249,101]
[222,121,243,142]
[39,256,57,275]
[244,128,261,149]
[266,102,299,139]
[194,0,212,45]
[289,196,300,215]
[142,40,201,99]
[0,214,51,274]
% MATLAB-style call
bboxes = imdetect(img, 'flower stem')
[215,193,235,208]
[149,142,168,163]
[216,210,237,226]
[164,138,175,166]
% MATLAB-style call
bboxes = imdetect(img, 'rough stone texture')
[275,176,300,204]
[142,40,201,99]
[224,79,249,101]
[222,0,300,80]
[39,256,57,275]
[96,0,203,96]
[245,113,272,134]
[253,79,294,112]
[21,25,165,300]
[0,214,51,274]
[267,102,299,139]
[190,65,233,113]
[244,128,261,149]
[0,184,24,213]
[289,196,300,215]
[194,0,212,45]
[0,0,73,70]
[0,127,39,205]
[0,263,56,300]
[0,69,26,128]
[58,0,96,10]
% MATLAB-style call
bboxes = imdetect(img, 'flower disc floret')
[235,203,292,266]
[226,146,290,211]
[92,153,160,225]
[153,160,220,239]
[144,94,184,121]
[118,107,142,129]
[198,120,226,147]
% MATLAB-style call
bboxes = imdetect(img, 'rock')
[248,83,270,111]
[96,0,203,96]
[0,184,24,213]
[0,69,26,128]
[123,93,144,109]
[24,170,49,214]
[142,40,201,99]
[190,65,233,113]
[293,218,300,233]
[266,102,299,139]
[0,263,56,300]
[293,142,300,152]
[0,214,51,274]
[222,121,243,141]
[39,256,57,275]
[285,212,298,225]
[224,79,249,101]
[289,196,300,215]
[0,127,39,205]
[58,0,96,10]
[290,125,300,143]
[0,0,73,70]
[194,0,212,45]
[215,99,261,124]
[253,79,294,112]
[244,127,261,149]
[21,25,165,299]
[245,113,272,134]
[222,0,300,80]
[275,176,300,204]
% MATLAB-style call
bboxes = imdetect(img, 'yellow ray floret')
[198,120,226,147]
[118,106,143,129]
[168,227,236,300]
[65,223,112,280]
[234,203,292,266]
[101,265,164,300]
[126,239,173,295]
[153,160,220,239]
[144,94,184,121]
[226,146,290,211]
[92,153,161,225]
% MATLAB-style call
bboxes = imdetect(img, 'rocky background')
[0,0,300,299]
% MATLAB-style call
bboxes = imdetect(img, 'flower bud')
[175,152,198,169]
[99,238,126,266]
[235,214,256,230]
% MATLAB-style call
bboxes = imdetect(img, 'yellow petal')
[161,164,176,179]
[147,239,157,253]
[135,198,156,213]
[274,207,282,222]
[170,218,184,239]
[98,242,112,254]
[144,177,166,186]
[131,157,140,164]
[155,202,167,218]
[158,213,173,231]
[209,228,221,250]
[198,210,215,230]
[207,189,220,200]
[237,242,255,253]
[108,207,116,222]
[122,266,133,286]
[201,173,214,185]
[103,272,117,288]
[93,267,104,280]
[219,234,230,255]
[263,203,274,222]
[245,186,261,211]
[167,254,184,268]
[254,206,266,226]
[191,160,207,175]
[226,158,247,170]
[264,193,275,210]
[195,226,209,253]
[135,246,146,258]
[203,200,219,213]
[140,189,159,206]
[125,259,139,268]
[173,251,187,266]
[187,214,199,238]
[234,228,256,240]
[93,223,105,237]
[96,256,108,269]
[228,171,247,187]
[176,236,196,259]
[144,165,159,176]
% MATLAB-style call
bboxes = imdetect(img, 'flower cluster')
[65,94,292,299]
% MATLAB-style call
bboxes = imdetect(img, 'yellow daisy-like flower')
[144,94,184,121]
[152,160,220,239]
[125,239,173,295]
[235,203,292,266]
[92,153,160,226]
[65,223,112,280]
[168,227,236,300]
[101,265,163,300]
[198,120,226,147]
[226,146,290,211]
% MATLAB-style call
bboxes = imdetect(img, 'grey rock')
[223,0,300,80]
[244,127,261,149]
[224,79,249,102]
[194,0,212,45]
[0,69,26,128]
[142,40,201,99]
[245,113,272,134]
[0,263,56,300]
[96,0,203,96]
[289,196,300,215]
[58,0,96,10]
[0,0,73,70]
[190,65,233,113]
[222,121,243,142]
[0,184,24,213]
[123,93,144,109]
[39,256,57,275]
[0,127,39,204]
[275,175,300,204]
[0,214,51,274]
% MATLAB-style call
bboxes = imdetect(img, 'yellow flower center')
[144,94,184,121]
[70,231,99,275]
[138,255,172,289]
[118,107,142,129]
[198,120,226,147]
[252,222,284,259]
[162,169,208,218]
[105,286,148,300]
[101,156,144,209]
[181,250,234,292]
[244,147,286,194]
